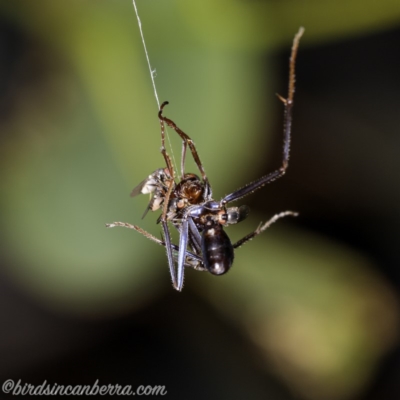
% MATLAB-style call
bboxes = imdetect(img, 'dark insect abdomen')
[202,222,234,275]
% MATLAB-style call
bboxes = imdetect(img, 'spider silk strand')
[132,0,177,170]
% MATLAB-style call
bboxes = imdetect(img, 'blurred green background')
[0,0,399,399]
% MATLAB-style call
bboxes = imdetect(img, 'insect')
[107,27,304,291]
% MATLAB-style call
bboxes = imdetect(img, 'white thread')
[132,0,176,169]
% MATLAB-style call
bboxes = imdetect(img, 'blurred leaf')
[177,0,400,49]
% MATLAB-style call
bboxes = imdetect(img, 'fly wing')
[141,193,164,219]
[130,177,149,198]
[130,168,165,198]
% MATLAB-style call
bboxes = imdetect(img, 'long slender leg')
[159,106,174,176]
[232,211,298,249]
[176,219,189,291]
[156,107,182,288]
[106,222,203,265]
[180,141,187,179]
[106,221,161,241]
[188,218,202,254]
[185,219,208,271]
[222,27,304,205]
[162,220,179,288]
[167,215,201,253]
[159,102,212,198]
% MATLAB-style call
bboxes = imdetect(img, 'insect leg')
[176,218,189,291]
[159,105,174,176]
[232,211,298,249]
[161,220,179,289]
[159,102,212,198]
[106,221,162,242]
[157,106,181,288]
[106,221,203,266]
[221,27,304,205]
[188,218,202,254]
[106,220,177,288]
[180,141,187,179]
